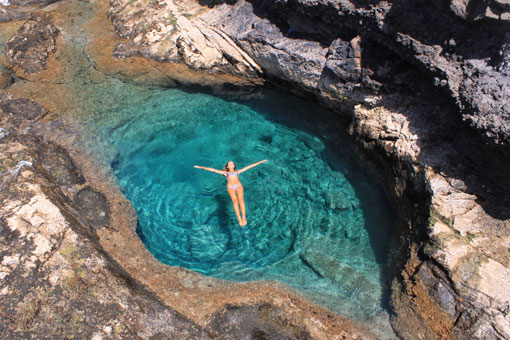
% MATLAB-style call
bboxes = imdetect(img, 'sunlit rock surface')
[349,99,510,340]
[0,0,509,339]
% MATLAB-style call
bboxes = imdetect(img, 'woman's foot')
[237,217,243,226]
[241,218,247,226]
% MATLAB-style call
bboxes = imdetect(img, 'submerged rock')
[300,250,381,313]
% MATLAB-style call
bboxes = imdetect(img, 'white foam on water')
[0,0,10,6]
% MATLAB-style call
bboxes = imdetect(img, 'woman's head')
[224,161,236,171]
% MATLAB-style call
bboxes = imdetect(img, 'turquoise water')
[86,86,396,336]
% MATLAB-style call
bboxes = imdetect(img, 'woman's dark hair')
[223,161,236,172]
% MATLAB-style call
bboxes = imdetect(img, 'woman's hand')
[194,165,202,169]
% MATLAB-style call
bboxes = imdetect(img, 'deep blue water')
[86,86,396,337]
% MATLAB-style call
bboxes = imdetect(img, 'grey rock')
[203,1,327,90]
[0,6,30,22]
[416,262,458,317]
[8,0,60,6]
[34,139,86,187]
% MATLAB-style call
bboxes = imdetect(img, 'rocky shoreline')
[106,0,510,337]
[1,0,510,339]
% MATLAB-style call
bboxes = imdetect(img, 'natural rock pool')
[83,85,396,333]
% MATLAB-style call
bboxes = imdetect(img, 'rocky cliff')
[109,0,510,148]
[1,0,509,339]
[107,0,510,339]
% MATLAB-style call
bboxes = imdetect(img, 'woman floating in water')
[194,160,267,226]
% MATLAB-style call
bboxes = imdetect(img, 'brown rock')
[0,68,12,89]
[5,17,59,74]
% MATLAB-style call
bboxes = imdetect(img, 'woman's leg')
[227,187,243,225]
[236,185,247,226]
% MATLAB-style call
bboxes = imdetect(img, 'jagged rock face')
[109,0,510,147]
[448,0,510,21]
[108,0,262,77]
[4,17,59,74]
[347,98,510,340]
[237,0,510,146]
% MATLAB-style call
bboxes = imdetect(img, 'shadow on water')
[212,193,232,228]
[136,220,146,243]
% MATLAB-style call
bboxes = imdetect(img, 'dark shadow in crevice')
[198,0,237,8]
[385,0,507,62]
[246,0,355,47]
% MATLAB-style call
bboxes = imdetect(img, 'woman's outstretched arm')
[238,160,268,174]
[194,165,226,175]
